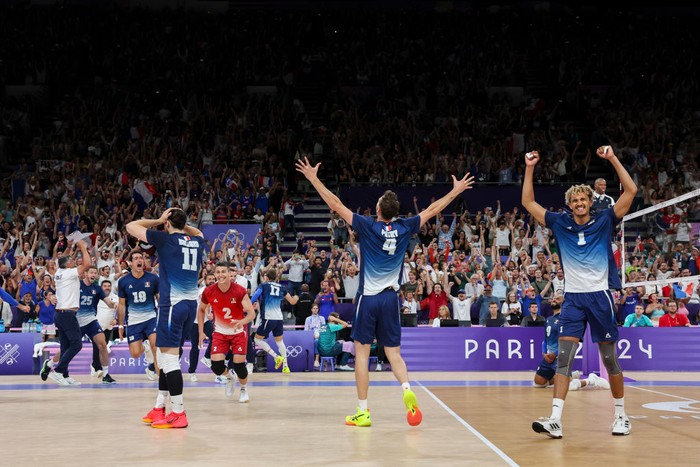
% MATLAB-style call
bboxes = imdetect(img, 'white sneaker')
[225,375,235,397]
[571,370,582,380]
[48,371,71,386]
[239,388,249,403]
[588,373,610,390]
[90,366,103,379]
[337,365,354,371]
[532,417,563,438]
[313,360,320,368]
[214,375,228,385]
[376,363,382,372]
[611,415,631,436]
[64,377,82,386]
[201,357,212,369]
[189,373,198,382]
[145,367,156,381]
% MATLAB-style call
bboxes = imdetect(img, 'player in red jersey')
[198,261,256,402]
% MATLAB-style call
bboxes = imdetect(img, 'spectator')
[431,305,453,327]
[501,291,522,326]
[474,283,500,325]
[623,304,654,327]
[447,289,472,322]
[315,280,338,321]
[520,302,546,327]
[304,303,326,369]
[658,300,690,327]
[318,312,353,371]
[484,302,506,327]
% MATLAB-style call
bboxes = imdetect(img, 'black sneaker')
[102,374,117,384]
[40,359,51,381]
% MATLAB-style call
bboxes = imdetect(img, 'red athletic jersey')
[201,282,248,335]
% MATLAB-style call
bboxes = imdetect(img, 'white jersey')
[55,267,80,309]
[97,291,118,329]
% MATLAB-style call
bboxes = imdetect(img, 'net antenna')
[621,188,700,290]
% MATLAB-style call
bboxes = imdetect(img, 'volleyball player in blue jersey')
[522,147,637,438]
[127,208,206,429]
[297,156,474,427]
[117,250,160,381]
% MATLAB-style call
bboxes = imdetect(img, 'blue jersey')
[118,272,159,325]
[545,208,620,293]
[252,281,288,321]
[352,214,421,296]
[542,313,561,355]
[146,229,206,307]
[78,281,107,327]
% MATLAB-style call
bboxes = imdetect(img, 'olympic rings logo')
[286,345,303,358]
[217,229,245,243]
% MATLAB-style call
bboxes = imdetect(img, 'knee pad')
[598,342,622,375]
[555,339,578,377]
[159,352,180,374]
[233,362,248,380]
[211,359,226,375]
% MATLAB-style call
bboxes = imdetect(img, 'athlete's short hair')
[57,256,71,268]
[266,269,277,281]
[216,261,230,269]
[128,249,144,262]
[378,190,400,220]
[564,184,594,206]
[168,209,187,229]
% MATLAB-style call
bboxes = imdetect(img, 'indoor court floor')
[2,370,698,466]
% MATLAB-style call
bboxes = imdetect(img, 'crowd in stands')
[1,3,700,334]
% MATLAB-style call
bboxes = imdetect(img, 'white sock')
[277,339,287,364]
[143,344,154,364]
[551,398,565,420]
[240,384,247,391]
[155,390,168,409]
[47,360,55,369]
[255,338,277,357]
[358,399,368,411]
[614,397,625,417]
[171,394,184,413]
[102,366,109,376]
[402,382,411,391]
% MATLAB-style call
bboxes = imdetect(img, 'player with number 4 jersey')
[296,155,475,428]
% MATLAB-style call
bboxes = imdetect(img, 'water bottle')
[35,320,42,333]
[0,319,5,333]
[22,321,27,333]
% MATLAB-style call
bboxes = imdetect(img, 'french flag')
[133,180,158,211]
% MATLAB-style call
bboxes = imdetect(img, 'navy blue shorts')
[255,319,284,338]
[126,317,157,343]
[80,320,103,339]
[536,360,556,381]
[156,300,196,348]
[560,290,618,343]
[351,289,401,347]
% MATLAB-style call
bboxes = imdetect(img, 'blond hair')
[564,184,594,206]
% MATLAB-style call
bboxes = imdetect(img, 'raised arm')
[521,151,547,225]
[599,146,638,219]
[296,157,353,226]
[419,175,475,227]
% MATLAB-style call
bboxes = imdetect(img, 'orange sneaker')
[142,407,165,424]
[151,411,188,429]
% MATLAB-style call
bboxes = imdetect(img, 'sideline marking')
[416,381,519,467]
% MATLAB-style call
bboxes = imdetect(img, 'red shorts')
[211,330,248,356]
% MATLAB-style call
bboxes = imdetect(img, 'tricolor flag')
[133,180,157,211]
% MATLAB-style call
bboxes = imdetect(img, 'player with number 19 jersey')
[118,271,160,326]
